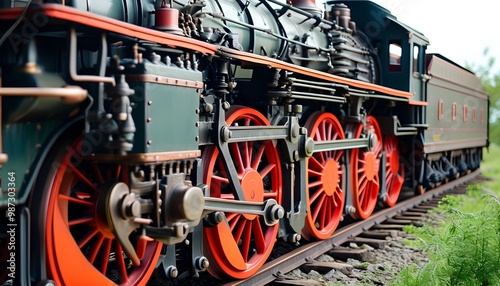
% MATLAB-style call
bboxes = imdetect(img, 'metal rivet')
[147,117,152,123]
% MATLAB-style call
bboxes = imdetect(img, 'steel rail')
[223,169,481,286]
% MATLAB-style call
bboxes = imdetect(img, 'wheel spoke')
[333,189,342,207]
[99,238,112,275]
[252,219,266,253]
[259,163,275,179]
[92,163,104,184]
[358,173,367,187]
[114,165,121,180]
[58,194,94,207]
[263,192,278,199]
[68,217,94,226]
[232,215,246,243]
[326,121,333,140]
[324,198,333,227]
[311,194,326,221]
[226,212,238,223]
[241,222,252,262]
[319,199,328,229]
[308,169,323,177]
[243,141,252,169]
[68,164,98,193]
[220,193,235,200]
[309,187,324,204]
[77,228,99,248]
[334,150,343,162]
[308,180,323,188]
[309,156,325,171]
[87,234,105,264]
[359,185,367,207]
[115,241,129,283]
[212,174,230,184]
[387,175,394,193]
[230,143,245,174]
[251,144,265,170]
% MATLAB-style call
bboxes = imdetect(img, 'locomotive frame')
[0,0,488,284]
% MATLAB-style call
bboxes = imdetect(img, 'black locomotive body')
[0,0,488,284]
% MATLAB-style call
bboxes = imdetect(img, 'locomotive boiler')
[0,0,488,285]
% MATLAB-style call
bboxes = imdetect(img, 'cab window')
[389,42,402,72]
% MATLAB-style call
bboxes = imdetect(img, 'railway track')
[221,169,484,286]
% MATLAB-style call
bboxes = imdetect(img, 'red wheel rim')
[349,116,382,220]
[383,136,404,206]
[302,112,345,240]
[202,107,282,279]
[46,139,161,285]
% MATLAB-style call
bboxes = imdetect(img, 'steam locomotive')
[0,0,488,284]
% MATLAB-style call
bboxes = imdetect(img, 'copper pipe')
[288,0,321,16]
[289,0,317,6]
[0,86,88,104]
[69,28,116,86]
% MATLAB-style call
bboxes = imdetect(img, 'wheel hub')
[98,181,142,266]
[322,159,340,196]
[241,169,264,220]
[364,153,377,181]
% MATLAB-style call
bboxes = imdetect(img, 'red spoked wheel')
[202,106,282,279]
[383,136,404,207]
[302,112,345,240]
[349,116,382,220]
[45,138,161,285]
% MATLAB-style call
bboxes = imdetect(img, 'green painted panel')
[129,82,199,153]
[128,61,201,153]
[423,55,488,152]
[0,116,74,206]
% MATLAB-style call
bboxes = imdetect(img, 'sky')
[365,0,500,73]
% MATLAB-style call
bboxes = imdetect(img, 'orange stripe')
[408,99,428,106]
[0,5,218,54]
[219,47,412,99]
[1,5,411,99]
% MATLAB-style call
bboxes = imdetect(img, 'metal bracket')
[378,151,388,203]
[214,98,247,201]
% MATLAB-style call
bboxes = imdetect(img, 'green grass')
[390,145,500,286]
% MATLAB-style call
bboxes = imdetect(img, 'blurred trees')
[465,48,500,146]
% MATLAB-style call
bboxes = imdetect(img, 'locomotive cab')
[327,0,429,103]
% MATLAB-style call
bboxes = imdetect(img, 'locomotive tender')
[0,0,488,284]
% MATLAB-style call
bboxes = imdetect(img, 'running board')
[377,116,418,136]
